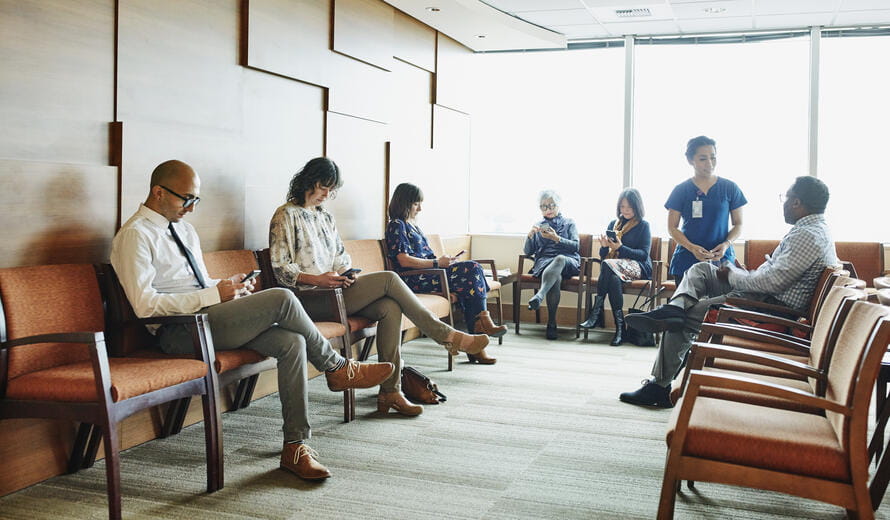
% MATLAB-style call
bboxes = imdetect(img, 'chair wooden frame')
[0,265,223,520]
[658,303,890,520]
[513,234,593,338]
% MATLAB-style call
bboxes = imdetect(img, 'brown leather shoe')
[377,390,424,416]
[280,443,331,481]
[325,360,395,392]
[473,311,507,338]
[443,330,489,356]
[467,348,497,365]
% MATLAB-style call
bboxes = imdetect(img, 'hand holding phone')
[340,267,362,279]
[240,270,261,283]
[605,229,618,241]
[453,249,466,259]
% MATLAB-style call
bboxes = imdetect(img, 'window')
[468,47,624,234]
[818,35,890,242]
[632,38,810,241]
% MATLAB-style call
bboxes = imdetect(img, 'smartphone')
[605,229,618,241]
[454,249,466,258]
[240,270,261,283]
[340,267,362,278]
[539,222,551,231]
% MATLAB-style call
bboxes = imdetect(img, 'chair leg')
[200,391,224,492]
[656,474,679,520]
[100,422,122,520]
[358,337,374,362]
[68,422,93,473]
[448,351,453,371]
[83,425,103,469]
[495,295,504,345]
[162,397,191,437]
[235,375,260,409]
[513,283,521,334]
[232,378,250,410]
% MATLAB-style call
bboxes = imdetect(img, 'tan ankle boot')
[467,348,497,365]
[473,311,507,338]
[377,391,424,416]
[443,330,489,356]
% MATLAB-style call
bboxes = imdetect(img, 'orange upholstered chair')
[835,241,885,287]
[0,264,223,520]
[659,300,890,519]
[513,234,594,338]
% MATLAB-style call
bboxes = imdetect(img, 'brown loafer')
[325,360,394,392]
[377,390,424,416]
[467,348,497,365]
[280,443,331,481]
[473,310,507,338]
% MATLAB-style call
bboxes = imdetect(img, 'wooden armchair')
[0,264,223,520]
[659,300,890,519]
[513,234,593,338]
[835,241,885,287]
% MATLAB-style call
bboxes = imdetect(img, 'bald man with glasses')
[111,159,394,481]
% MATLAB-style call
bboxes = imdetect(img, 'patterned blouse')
[269,201,351,290]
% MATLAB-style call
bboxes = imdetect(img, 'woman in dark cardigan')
[579,188,652,346]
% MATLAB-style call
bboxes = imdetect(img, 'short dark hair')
[286,157,343,206]
[790,176,830,214]
[616,188,645,219]
[388,183,423,221]
[685,135,717,161]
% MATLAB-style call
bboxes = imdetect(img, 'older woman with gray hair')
[523,190,581,339]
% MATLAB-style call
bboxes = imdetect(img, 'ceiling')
[384,0,890,51]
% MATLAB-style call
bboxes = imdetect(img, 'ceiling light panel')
[589,3,675,22]
[672,0,751,19]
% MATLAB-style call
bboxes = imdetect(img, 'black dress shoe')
[545,323,557,340]
[624,304,687,333]
[528,297,541,311]
[619,380,673,408]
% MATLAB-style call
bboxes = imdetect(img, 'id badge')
[692,200,703,218]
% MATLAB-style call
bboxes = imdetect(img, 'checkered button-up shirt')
[728,214,839,313]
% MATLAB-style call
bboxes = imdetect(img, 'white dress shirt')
[111,204,220,326]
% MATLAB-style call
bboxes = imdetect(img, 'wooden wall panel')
[333,0,393,71]
[434,33,473,115]
[242,70,326,250]
[393,9,436,73]
[0,160,117,267]
[326,52,392,124]
[117,0,246,251]
[0,0,114,165]
[325,112,387,239]
[245,0,331,87]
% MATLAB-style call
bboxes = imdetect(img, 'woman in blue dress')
[524,190,580,340]
[666,135,746,284]
[385,183,506,365]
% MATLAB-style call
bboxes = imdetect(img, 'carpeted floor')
[1,325,887,519]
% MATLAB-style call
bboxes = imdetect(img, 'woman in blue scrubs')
[665,136,746,283]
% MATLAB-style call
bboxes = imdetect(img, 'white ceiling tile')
[838,0,890,10]
[551,23,613,38]
[676,15,755,32]
[514,8,597,26]
[484,0,585,11]
[582,0,664,7]
[670,0,737,4]
[672,0,753,18]
[754,0,839,16]
[602,19,684,35]
[754,12,836,28]
[832,9,890,24]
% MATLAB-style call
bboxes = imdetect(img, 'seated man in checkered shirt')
[619,176,839,408]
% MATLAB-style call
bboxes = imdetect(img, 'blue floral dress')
[385,219,490,331]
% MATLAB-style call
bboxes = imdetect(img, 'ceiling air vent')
[615,8,651,18]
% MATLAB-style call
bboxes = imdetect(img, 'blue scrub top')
[665,177,747,276]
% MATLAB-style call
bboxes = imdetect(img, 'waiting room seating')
[0,264,223,520]
[659,300,890,519]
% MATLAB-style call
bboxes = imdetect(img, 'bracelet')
[432,259,439,268]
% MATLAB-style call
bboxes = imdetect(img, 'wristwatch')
[432,259,439,268]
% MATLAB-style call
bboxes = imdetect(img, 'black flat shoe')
[545,324,557,340]
[619,380,673,408]
[624,304,686,333]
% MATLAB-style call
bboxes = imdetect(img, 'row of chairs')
[657,270,890,518]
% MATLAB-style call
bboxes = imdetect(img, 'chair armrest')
[724,297,806,319]
[472,259,498,282]
[699,323,810,354]
[716,307,812,333]
[1,331,105,351]
[397,268,451,299]
[686,369,847,415]
[688,341,823,381]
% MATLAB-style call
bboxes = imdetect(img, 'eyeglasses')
[540,203,558,210]
[160,185,201,209]
[779,193,797,204]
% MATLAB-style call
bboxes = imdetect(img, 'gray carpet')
[1,326,887,519]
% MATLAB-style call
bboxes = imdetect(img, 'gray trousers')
[303,271,454,393]
[158,287,341,442]
[650,262,768,386]
[534,255,570,324]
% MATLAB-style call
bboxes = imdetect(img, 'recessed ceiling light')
[426,7,440,12]
[703,7,726,14]
[476,34,486,38]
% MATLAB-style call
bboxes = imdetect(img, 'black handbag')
[624,291,657,347]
